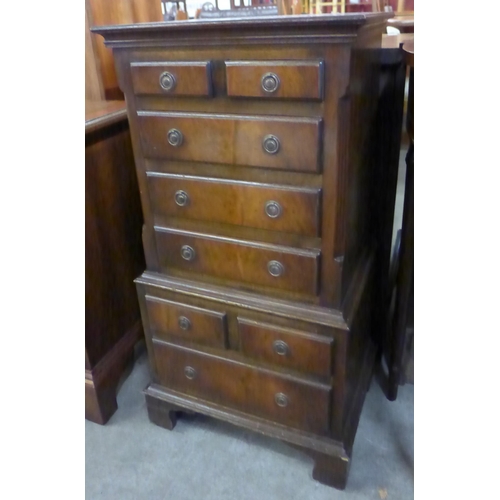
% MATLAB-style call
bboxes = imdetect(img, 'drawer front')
[238,318,333,379]
[130,61,212,96]
[154,340,331,434]
[147,173,321,236]
[225,61,324,100]
[137,112,322,173]
[155,227,320,296]
[145,295,227,348]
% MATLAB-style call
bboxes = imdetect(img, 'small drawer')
[130,61,212,96]
[238,318,333,378]
[155,227,320,296]
[154,340,331,434]
[147,173,321,237]
[145,295,227,348]
[225,60,324,100]
[137,111,322,173]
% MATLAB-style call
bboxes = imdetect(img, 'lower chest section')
[138,281,346,437]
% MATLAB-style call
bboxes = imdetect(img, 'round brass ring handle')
[178,316,191,331]
[273,340,289,356]
[159,71,176,91]
[267,260,284,277]
[167,128,183,147]
[181,245,196,261]
[184,366,197,380]
[175,190,189,207]
[261,72,280,93]
[262,135,280,155]
[265,201,282,219]
[275,393,289,407]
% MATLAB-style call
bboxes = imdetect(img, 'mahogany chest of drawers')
[94,13,390,489]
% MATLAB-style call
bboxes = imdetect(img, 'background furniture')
[370,33,414,399]
[85,0,163,100]
[387,0,414,32]
[94,12,391,489]
[197,2,278,17]
[85,6,104,101]
[161,1,189,20]
[85,101,145,424]
[387,15,414,33]
[386,39,413,399]
[310,0,346,14]
[192,0,414,17]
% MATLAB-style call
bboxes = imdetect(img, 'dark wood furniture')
[371,34,413,400]
[86,6,104,101]
[86,0,163,100]
[370,33,407,382]
[85,101,145,424]
[387,15,414,33]
[93,13,391,488]
[385,38,413,399]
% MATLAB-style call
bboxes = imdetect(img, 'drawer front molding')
[137,111,322,172]
[153,340,331,435]
[131,61,213,96]
[225,60,324,100]
[238,318,333,378]
[155,227,320,295]
[146,294,227,348]
[147,172,321,236]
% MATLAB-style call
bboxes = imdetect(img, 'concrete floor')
[86,346,414,500]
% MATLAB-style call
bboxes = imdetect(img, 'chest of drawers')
[94,13,390,489]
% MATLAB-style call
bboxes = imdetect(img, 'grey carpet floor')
[85,348,414,500]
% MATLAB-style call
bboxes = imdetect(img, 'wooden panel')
[85,322,142,424]
[137,112,322,172]
[85,100,127,133]
[155,227,320,296]
[85,105,145,423]
[85,114,145,368]
[225,60,324,100]
[145,294,227,348]
[86,0,162,99]
[147,173,321,236]
[238,318,333,379]
[131,61,213,96]
[85,5,104,101]
[153,340,331,434]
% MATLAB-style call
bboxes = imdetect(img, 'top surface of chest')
[93,14,391,47]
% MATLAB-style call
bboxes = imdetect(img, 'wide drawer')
[130,61,213,96]
[155,227,320,296]
[153,340,331,434]
[147,173,321,236]
[238,318,333,379]
[137,111,322,173]
[225,60,324,100]
[145,295,227,348]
